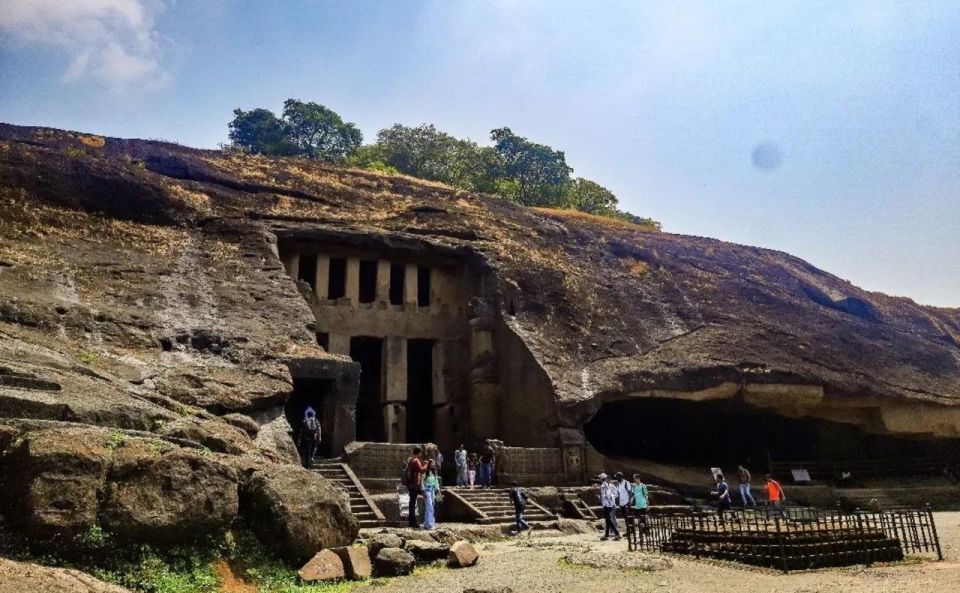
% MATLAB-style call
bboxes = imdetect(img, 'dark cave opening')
[406,338,434,443]
[358,260,377,304]
[350,336,386,442]
[584,398,960,472]
[286,377,336,458]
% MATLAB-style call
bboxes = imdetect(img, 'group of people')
[597,472,651,541]
[711,465,787,521]
[453,443,496,488]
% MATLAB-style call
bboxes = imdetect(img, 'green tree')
[565,177,619,214]
[280,99,363,162]
[490,127,572,206]
[227,108,291,155]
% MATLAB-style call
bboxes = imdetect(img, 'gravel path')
[357,512,960,593]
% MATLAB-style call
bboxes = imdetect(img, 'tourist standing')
[509,481,530,534]
[422,459,440,530]
[297,407,321,469]
[405,447,427,528]
[630,474,650,529]
[711,473,732,523]
[614,472,631,522]
[467,452,478,488]
[598,473,621,541]
[435,450,444,475]
[454,444,468,487]
[737,465,756,506]
[479,444,495,488]
[765,474,786,517]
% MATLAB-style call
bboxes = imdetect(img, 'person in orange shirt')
[765,474,786,517]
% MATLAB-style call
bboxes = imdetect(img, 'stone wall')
[495,446,565,486]
[343,441,417,491]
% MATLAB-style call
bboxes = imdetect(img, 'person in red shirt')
[765,474,786,517]
[406,447,428,528]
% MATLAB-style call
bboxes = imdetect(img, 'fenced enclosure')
[627,506,942,571]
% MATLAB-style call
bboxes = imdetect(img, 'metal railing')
[627,505,942,571]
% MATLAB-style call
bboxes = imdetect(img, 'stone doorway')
[285,377,337,458]
[350,336,386,442]
[406,338,434,443]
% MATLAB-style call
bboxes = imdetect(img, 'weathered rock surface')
[333,545,373,580]
[404,539,451,561]
[372,547,416,577]
[367,532,405,558]
[297,549,345,582]
[0,557,131,593]
[448,540,480,567]
[239,464,359,562]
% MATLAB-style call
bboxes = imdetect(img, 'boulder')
[448,540,479,568]
[404,539,450,561]
[100,448,239,544]
[252,413,299,464]
[0,557,132,593]
[372,547,415,577]
[0,424,19,456]
[367,532,404,558]
[333,546,372,580]
[221,413,260,437]
[297,549,345,582]
[239,464,358,563]
[155,416,252,454]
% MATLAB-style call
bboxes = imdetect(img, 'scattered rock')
[448,540,479,568]
[297,549,345,582]
[333,545,372,580]
[239,464,358,563]
[372,547,415,577]
[463,588,513,593]
[404,539,450,561]
[367,532,404,558]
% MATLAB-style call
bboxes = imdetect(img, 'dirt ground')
[357,512,960,593]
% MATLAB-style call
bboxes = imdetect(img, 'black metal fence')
[627,505,942,571]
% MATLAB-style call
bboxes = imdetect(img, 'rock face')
[239,464,359,563]
[404,539,451,561]
[372,547,416,577]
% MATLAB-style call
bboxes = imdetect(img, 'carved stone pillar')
[469,298,500,440]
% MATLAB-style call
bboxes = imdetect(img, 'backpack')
[401,458,414,487]
[301,415,320,440]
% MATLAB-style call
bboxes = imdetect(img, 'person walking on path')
[297,407,321,469]
[738,465,756,507]
[405,447,427,528]
[422,459,441,530]
[711,473,732,524]
[630,474,650,531]
[454,445,468,487]
[765,474,786,517]
[614,472,631,523]
[509,481,530,534]
[479,445,495,488]
[467,452,478,488]
[598,473,621,541]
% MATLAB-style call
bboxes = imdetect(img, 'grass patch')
[534,207,661,231]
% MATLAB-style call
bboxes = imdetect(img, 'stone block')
[372,547,415,577]
[448,540,479,568]
[367,532,404,558]
[298,549,345,582]
[333,546,372,580]
[404,539,450,561]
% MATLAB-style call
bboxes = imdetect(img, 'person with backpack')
[422,459,441,530]
[467,452,478,488]
[630,474,650,530]
[454,444,468,487]
[711,473,732,524]
[737,465,756,506]
[509,481,530,534]
[598,473,621,541]
[765,474,786,517]
[404,446,427,528]
[614,471,631,522]
[297,407,321,469]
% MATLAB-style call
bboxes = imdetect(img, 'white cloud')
[0,0,169,92]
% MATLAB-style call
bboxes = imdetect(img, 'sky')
[1,0,958,307]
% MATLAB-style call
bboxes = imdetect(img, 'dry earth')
[357,512,960,593]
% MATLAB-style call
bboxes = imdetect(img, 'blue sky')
[1,1,958,306]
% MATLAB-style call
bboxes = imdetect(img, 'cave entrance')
[406,338,434,443]
[350,336,386,442]
[285,377,336,458]
[584,398,957,472]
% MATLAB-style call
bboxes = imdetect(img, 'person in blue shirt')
[630,474,650,530]
[711,473,732,524]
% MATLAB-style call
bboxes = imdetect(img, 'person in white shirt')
[598,473,621,541]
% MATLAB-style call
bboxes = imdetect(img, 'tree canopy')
[226,100,362,162]
[490,127,572,207]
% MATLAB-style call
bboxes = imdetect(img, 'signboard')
[790,468,812,483]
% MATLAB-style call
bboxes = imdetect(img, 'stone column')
[376,260,391,304]
[282,253,300,279]
[384,336,408,442]
[468,299,500,440]
[345,257,360,305]
[314,255,330,299]
[404,263,418,308]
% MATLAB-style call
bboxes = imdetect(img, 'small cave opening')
[285,377,336,458]
[297,254,317,289]
[406,338,434,443]
[417,266,431,308]
[358,260,378,304]
[389,263,405,305]
[350,336,386,442]
[328,257,347,299]
[584,398,959,472]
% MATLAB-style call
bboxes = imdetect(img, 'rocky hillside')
[1,123,959,528]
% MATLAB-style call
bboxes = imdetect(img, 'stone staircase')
[445,487,556,525]
[312,459,386,528]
